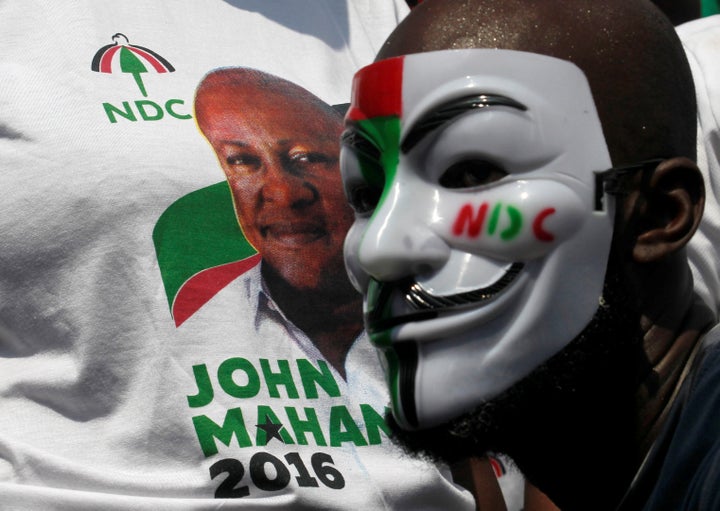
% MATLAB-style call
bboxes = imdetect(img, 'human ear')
[632,157,705,263]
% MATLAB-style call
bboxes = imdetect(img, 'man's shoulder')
[637,325,720,510]
[686,324,720,408]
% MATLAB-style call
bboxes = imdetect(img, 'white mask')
[341,49,617,429]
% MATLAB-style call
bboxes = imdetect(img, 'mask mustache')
[405,262,525,310]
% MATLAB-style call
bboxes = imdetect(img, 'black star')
[256,415,285,444]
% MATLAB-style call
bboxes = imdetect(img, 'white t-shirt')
[174,264,472,509]
[0,2,473,509]
[678,15,720,316]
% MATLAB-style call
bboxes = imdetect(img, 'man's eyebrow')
[341,128,382,162]
[401,94,527,154]
[218,140,250,148]
[218,139,292,149]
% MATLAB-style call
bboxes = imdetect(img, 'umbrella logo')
[91,33,175,97]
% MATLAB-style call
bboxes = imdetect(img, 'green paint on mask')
[352,116,401,212]
[488,203,502,235]
[501,205,523,240]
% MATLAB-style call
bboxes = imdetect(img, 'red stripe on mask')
[346,56,404,121]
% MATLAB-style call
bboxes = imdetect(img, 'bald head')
[378,0,696,165]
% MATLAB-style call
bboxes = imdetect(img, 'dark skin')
[375,0,714,509]
[451,458,508,511]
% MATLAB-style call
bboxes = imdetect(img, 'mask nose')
[358,206,450,282]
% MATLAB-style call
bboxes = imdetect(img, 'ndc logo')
[91,33,175,97]
[91,33,191,124]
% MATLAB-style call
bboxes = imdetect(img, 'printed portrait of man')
[189,67,362,378]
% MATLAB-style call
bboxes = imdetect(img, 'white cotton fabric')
[0,1,474,509]
[678,15,720,317]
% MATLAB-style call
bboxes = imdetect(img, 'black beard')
[386,263,649,510]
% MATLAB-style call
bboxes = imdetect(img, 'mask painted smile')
[366,261,524,335]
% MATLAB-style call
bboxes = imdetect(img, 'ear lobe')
[632,157,705,263]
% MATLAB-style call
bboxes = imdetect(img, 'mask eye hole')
[349,183,383,216]
[439,159,507,189]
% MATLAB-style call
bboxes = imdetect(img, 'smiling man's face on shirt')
[196,70,354,293]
